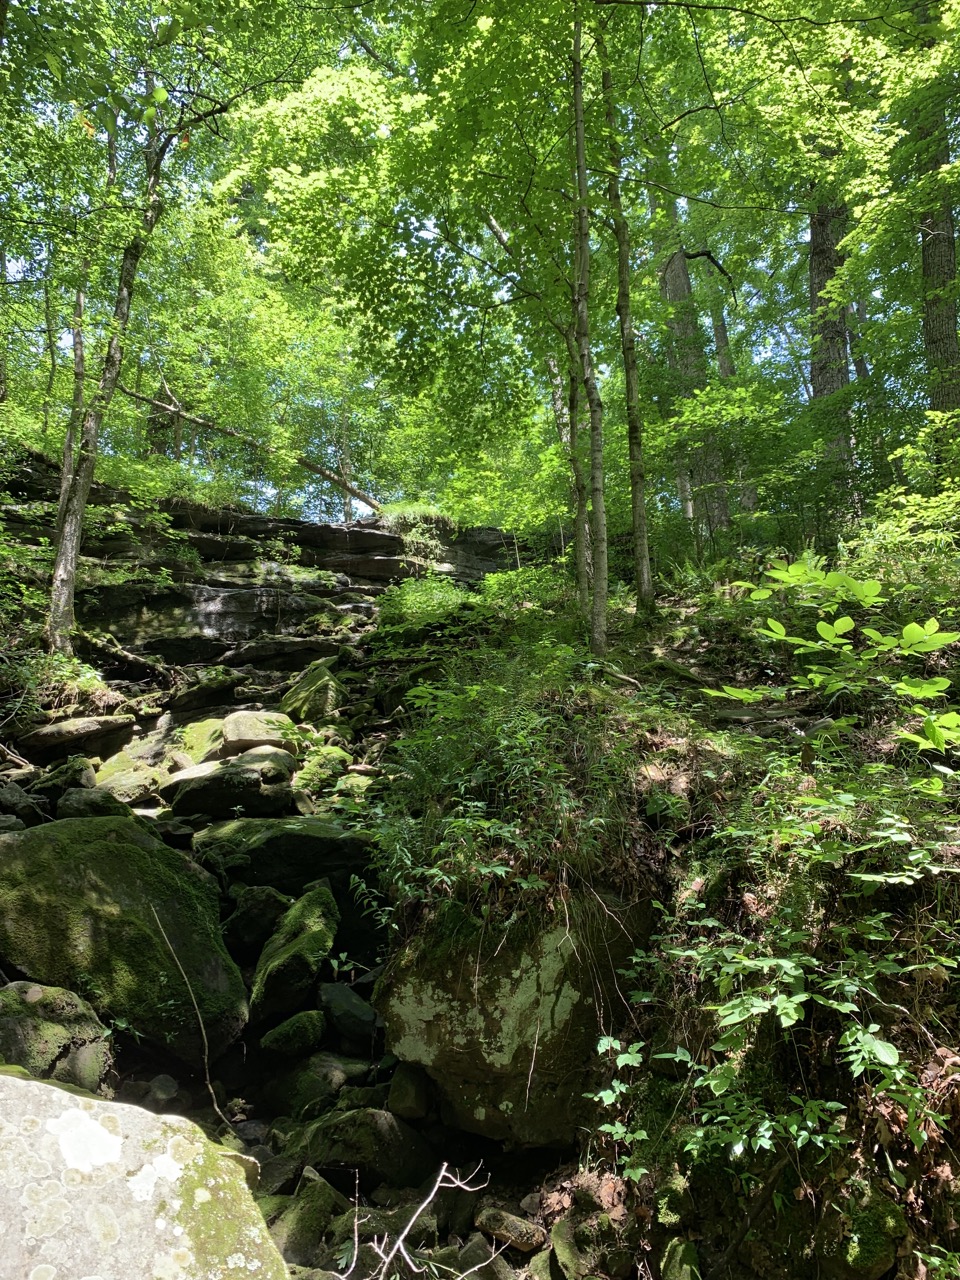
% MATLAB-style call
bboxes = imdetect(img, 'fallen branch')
[77,628,171,680]
[117,383,382,512]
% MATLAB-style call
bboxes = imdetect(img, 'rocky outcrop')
[0,1071,287,1280]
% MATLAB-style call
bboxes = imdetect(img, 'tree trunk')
[46,180,163,655]
[42,269,58,438]
[550,344,591,611]
[599,37,653,610]
[917,108,960,415]
[0,251,7,405]
[711,299,736,380]
[809,203,856,472]
[56,279,87,535]
[572,15,607,656]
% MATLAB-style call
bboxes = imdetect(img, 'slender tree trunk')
[809,203,856,476]
[42,269,58,438]
[56,279,87,535]
[711,299,736,380]
[46,174,163,655]
[572,14,607,656]
[917,109,960,415]
[0,0,8,52]
[846,301,871,382]
[0,251,8,405]
[550,343,591,611]
[599,37,653,610]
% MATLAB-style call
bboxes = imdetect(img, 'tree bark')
[809,203,857,476]
[46,174,163,655]
[573,14,607,656]
[599,36,653,610]
[56,278,87,535]
[916,108,960,414]
[0,251,7,405]
[549,344,591,611]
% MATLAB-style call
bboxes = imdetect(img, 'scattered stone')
[264,1052,370,1120]
[281,659,344,722]
[193,817,371,894]
[290,1107,437,1188]
[476,1206,548,1253]
[16,714,136,762]
[261,1010,328,1057]
[251,885,340,1020]
[520,1193,541,1217]
[224,884,295,958]
[329,1204,438,1251]
[234,744,300,781]
[458,1231,519,1280]
[0,817,248,1066]
[0,814,25,832]
[56,785,134,819]
[0,780,45,825]
[269,1173,352,1267]
[318,982,379,1043]
[95,763,164,804]
[0,982,111,1093]
[221,709,298,756]
[814,1189,908,1280]
[27,753,97,800]
[550,1216,596,1280]
[387,1061,433,1121]
[0,1073,287,1280]
[160,758,294,818]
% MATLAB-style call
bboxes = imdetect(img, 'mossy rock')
[261,1010,328,1057]
[0,981,111,1093]
[269,1175,351,1268]
[95,764,164,805]
[298,745,352,793]
[176,717,224,765]
[656,1169,694,1231]
[263,1051,370,1120]
[281,659,344,722]
[251,886,340,1020]
[815,1190,908,1280]
[289,1107,437,1188]
[660,1237,701,1280]
[193,817,371,894]
[0,818,248,1066]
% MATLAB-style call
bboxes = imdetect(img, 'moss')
[250,886,340,1018]
[260,1010,327,1057]
[0,818,246,1065]
[281,659,344,722]
[177,717,224,764]
[299,745,352,793]
[656,1170,693,1231]
[816,1190,907,1280]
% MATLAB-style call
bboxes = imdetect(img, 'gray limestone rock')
[0,1072,287,1280]
[221,710,298,756]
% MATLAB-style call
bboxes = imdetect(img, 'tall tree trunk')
[56,278,87,535]
[550,343,591,611]
[711,299,736,380]
[916,107,960,415]
[340,402,353,523]
[46,176,163,655]
[42,268,58,438]
[809,203,856,473]
[0,251,8,405]
[599,37,653,610]
[572,14,607,656]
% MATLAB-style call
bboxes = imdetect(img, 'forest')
[1,0,960,1278]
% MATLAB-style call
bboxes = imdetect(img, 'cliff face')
[5,452,514,661]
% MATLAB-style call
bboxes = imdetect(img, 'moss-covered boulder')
[0,981,111,1092]
[281,659,344,722]
[251,886,340,1020]
[269,1174,351,1268]
[221,710,297,756]
[260,1010,328,1057]
[0,818,248,1066]
[0,1073,287,1280]
[176,716,225,764]
[298,744,352,793]
[377,900,650,1145]
[660,1237,701,1280]
[159,759,294,819]
[815,1189,908,1280]
[56,786,134,820]
[224,884,295,960]
[263,1051,370,1120]
[193,817,371,894]
[289,1107,437,1188]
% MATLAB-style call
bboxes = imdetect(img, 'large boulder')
[0,982,112,1093]
[15,715,136,763]
[221,710,297,756]
[251,885,340,1021]
[0,818,248,1066]
[377,903,650,1145]
[158,760,294,819]
[289,1107,437,1188]
[0,1072,287,1280]
[193,817,371,894]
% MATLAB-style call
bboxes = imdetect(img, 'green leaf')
[832,616,855,635]
[765,618,786,637]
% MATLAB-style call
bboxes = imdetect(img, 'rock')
[27,754,97,800]
[270,1173,352,1267]
[298,744,353,793]
[0,814,24,832]
[550,1216,595,1280]
[144,1073,181,1110]
[0,780,45,825]
[290,1108,437,1188]
[476,1206,547,1253]
[329,1204,438,1252]
[333,1083,390,1112]
[56,785,134,819]
[281,660,344,722]
[0,818,248,1066]
[387,1061,433,1121]
[224,884,295,959]
[459,1231,519,1280]
[318,982,379,1043]
[0,982,112,1092]
[660,1237,701,1280]
[16,715,136,763]
[0,1072,287,1280]
[251,885,340,1020]
[193,817,371,894]
[377,904,650,1145]
[159,759,294,819]
[261,1010,328,1057]
[656,1169,695,1230]
[264,1052,370,1120]
[221,636,341,669]
[176,716,225,764]
[95,764,163,804]
[235,744,300,781]
[815,1189,908,1280]
[257,1155,302,1196]
[168,667,242,711]
[221,709,298,756]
